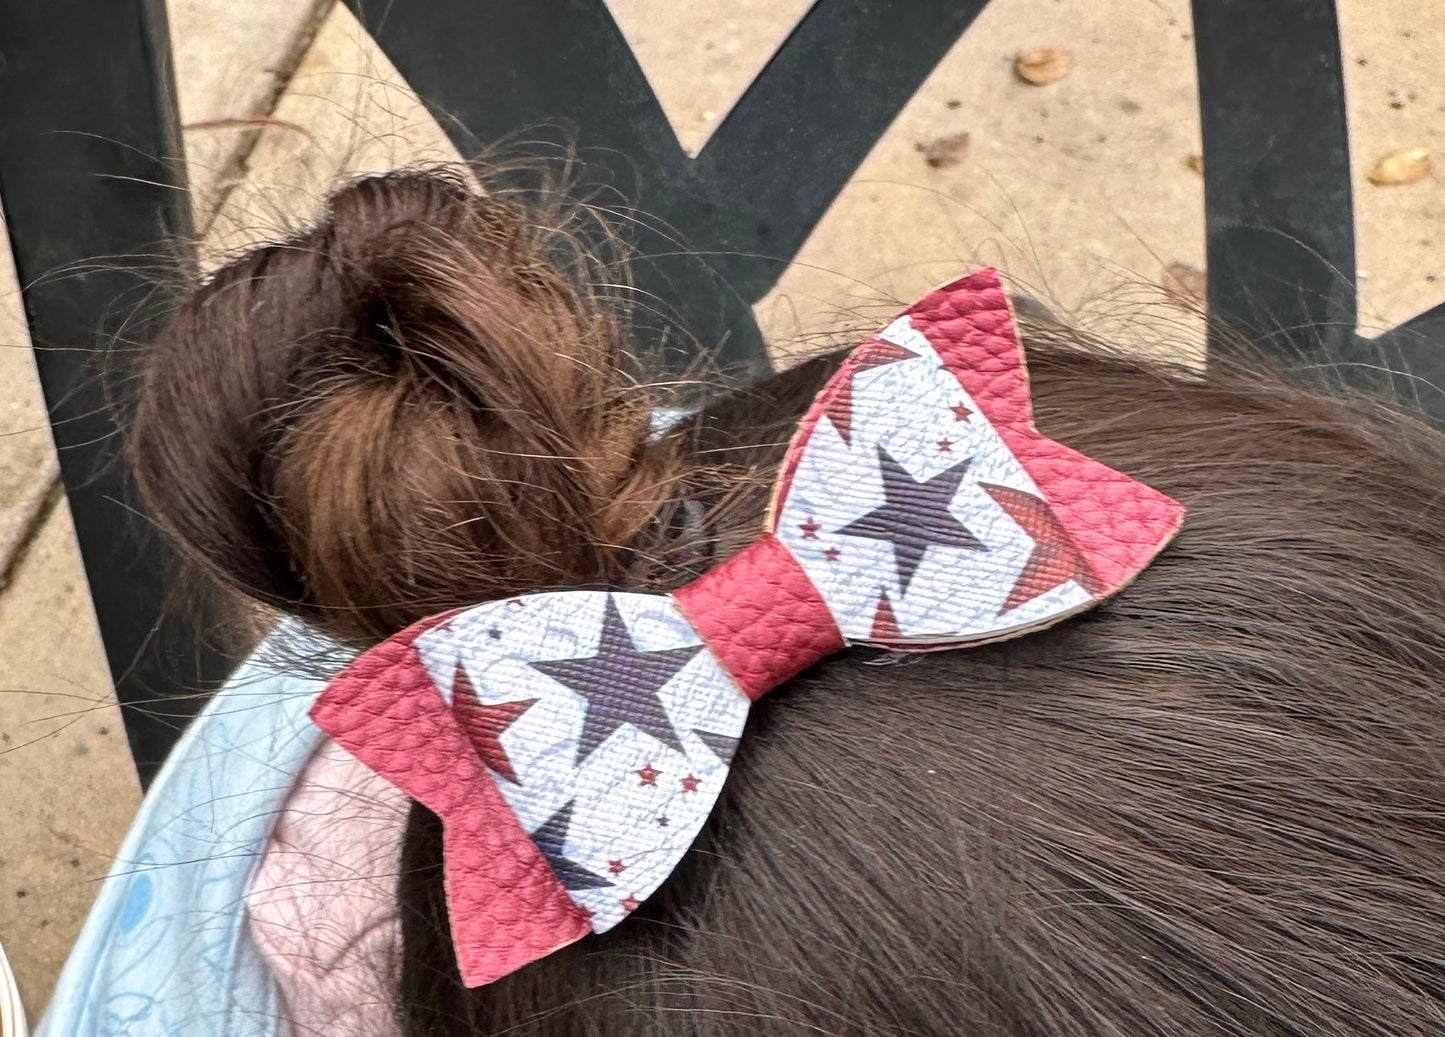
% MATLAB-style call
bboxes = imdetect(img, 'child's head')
[134,170,1445,1035]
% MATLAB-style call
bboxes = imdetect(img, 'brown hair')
[134,171,1445,1036]
[134,170,685,646]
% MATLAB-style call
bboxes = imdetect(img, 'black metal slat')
[1368,302,1445,420]
[344,0,981,378]
[0,0,231,785]
[1192,0,1358,367]
[1194,0,1445,417]
[684,0,989,303]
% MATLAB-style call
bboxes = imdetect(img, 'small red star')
[636,763,661,787]
[824,546,841,562]
[800,517,820,539]
[982,483,1103,611]
[937,437,953,452]
[622,895,640,913]
[952,402,973,422]
[608,859,627,875]
[680,774,701,793]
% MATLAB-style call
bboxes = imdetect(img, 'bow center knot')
[672,533,844,701]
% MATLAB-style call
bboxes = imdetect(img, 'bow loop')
[768,269,1183,647]
[315,590,752,985]
[309,611,591,986]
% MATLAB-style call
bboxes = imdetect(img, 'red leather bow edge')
[311,612,592,986]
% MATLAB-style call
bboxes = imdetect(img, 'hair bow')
[311,269,1185,986]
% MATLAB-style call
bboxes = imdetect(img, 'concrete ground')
[0,0,1440,1019]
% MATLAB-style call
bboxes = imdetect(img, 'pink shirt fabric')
[245,738,410,1037]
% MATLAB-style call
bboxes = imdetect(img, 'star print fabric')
[770,269,1184,646]
[770,311,1098,643]
[309,268,1184,989]
[409,592,749,936]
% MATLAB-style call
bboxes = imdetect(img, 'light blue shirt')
[37,621,351,1037]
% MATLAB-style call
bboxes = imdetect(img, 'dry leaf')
[1015,48,1074,86]
[1186,154,1204,175]
[1010,292,1058,323]
[1162,263,1206,308]
[1368,147,1431,186]
[916,132,970,169]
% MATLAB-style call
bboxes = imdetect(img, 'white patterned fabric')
[412,592,749,931]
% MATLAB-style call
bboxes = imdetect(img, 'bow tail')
[438,788,593,986]
[310,613,591,987]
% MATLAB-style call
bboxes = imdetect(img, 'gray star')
[531,595,702,765]
[531,801,612,891]
[694,729,739,765]
[837,446,985,593]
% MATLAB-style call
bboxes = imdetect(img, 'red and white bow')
[311,270,1185,986]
